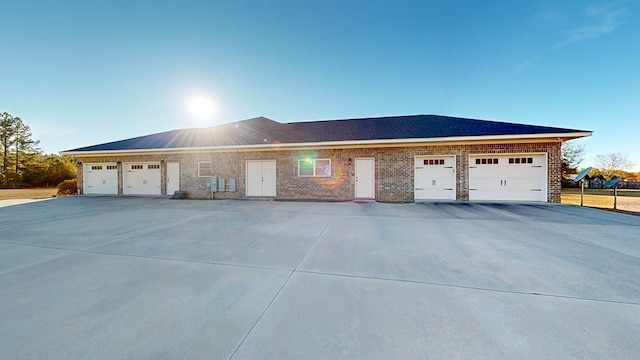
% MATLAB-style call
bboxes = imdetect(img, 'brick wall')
[75,140,562,202]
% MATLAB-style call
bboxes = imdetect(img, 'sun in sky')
[188,96,216,121]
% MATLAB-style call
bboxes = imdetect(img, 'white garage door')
[469,154,547,202]
[415,156,456,200]
[123,162,161,195]
[84,163,118,195]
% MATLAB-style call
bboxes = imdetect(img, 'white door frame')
[355,158,375,199]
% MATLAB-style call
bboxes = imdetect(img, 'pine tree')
[13,117,40,175]
[0,112,42,186]
[0,112,17,180]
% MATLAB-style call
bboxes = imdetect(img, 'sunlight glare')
[189,96,216,120]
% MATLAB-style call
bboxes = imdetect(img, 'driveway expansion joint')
[294,269,640,306]
[228,203,345,360]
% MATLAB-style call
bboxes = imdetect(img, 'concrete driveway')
[1,197,639,359]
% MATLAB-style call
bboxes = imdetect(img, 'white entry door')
[414,156,456,200]
[84,163,118,195]
[355,158,375,199]
[166,162,180,195]
[246,160,276,197]
[469,154,547,202]
[123,162,161,195]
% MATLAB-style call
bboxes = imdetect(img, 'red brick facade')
[75,140,563,203]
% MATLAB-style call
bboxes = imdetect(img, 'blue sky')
[1,1,638,170]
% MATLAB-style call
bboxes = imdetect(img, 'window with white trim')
[298,159,331,177]
[198,161,212,177]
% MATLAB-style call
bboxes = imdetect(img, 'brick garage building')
[62,115,591,203]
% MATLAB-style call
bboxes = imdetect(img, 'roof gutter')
[61,131,592,156]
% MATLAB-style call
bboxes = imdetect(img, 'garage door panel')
[415,175,452,188]
[469,154,546,202]
[469,177,501,189]
[84,163,118,195]
[123,163,161,195]
[507,177,543,189]
[414,156,455,200]
[507,166,543,177]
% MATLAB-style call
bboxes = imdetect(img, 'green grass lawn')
[0,188,58,200]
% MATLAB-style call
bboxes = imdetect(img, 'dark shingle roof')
[64,114,589,152]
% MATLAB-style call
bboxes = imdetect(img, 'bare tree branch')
[594,153,634,178]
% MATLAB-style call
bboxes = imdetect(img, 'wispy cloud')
[0,65,12,72]
[515,56,543,71]
[557,4,627,46]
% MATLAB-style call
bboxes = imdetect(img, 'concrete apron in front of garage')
[1,197,639,359]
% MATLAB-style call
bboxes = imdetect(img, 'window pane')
[299,159,314,176]
[198,162,211,177]
[315,159,331,177]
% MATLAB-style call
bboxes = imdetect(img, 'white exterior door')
[83,163,118,195]
[414,156,456,200]
[166,162,180,195]
[246,160,276,197]
[123,162,161,195]
[355,158,375,199]
[469,154,547,202]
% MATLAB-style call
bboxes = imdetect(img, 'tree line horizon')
[1,112,76,188]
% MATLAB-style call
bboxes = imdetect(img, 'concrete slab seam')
[296,270,640,306]
[0,241,289,273]
[532,224,640,261]
[227,203,345,360]
[292,203,345,270]
[226,269,295,360]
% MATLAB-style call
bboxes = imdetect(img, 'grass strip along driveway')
[0,188,57,200]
